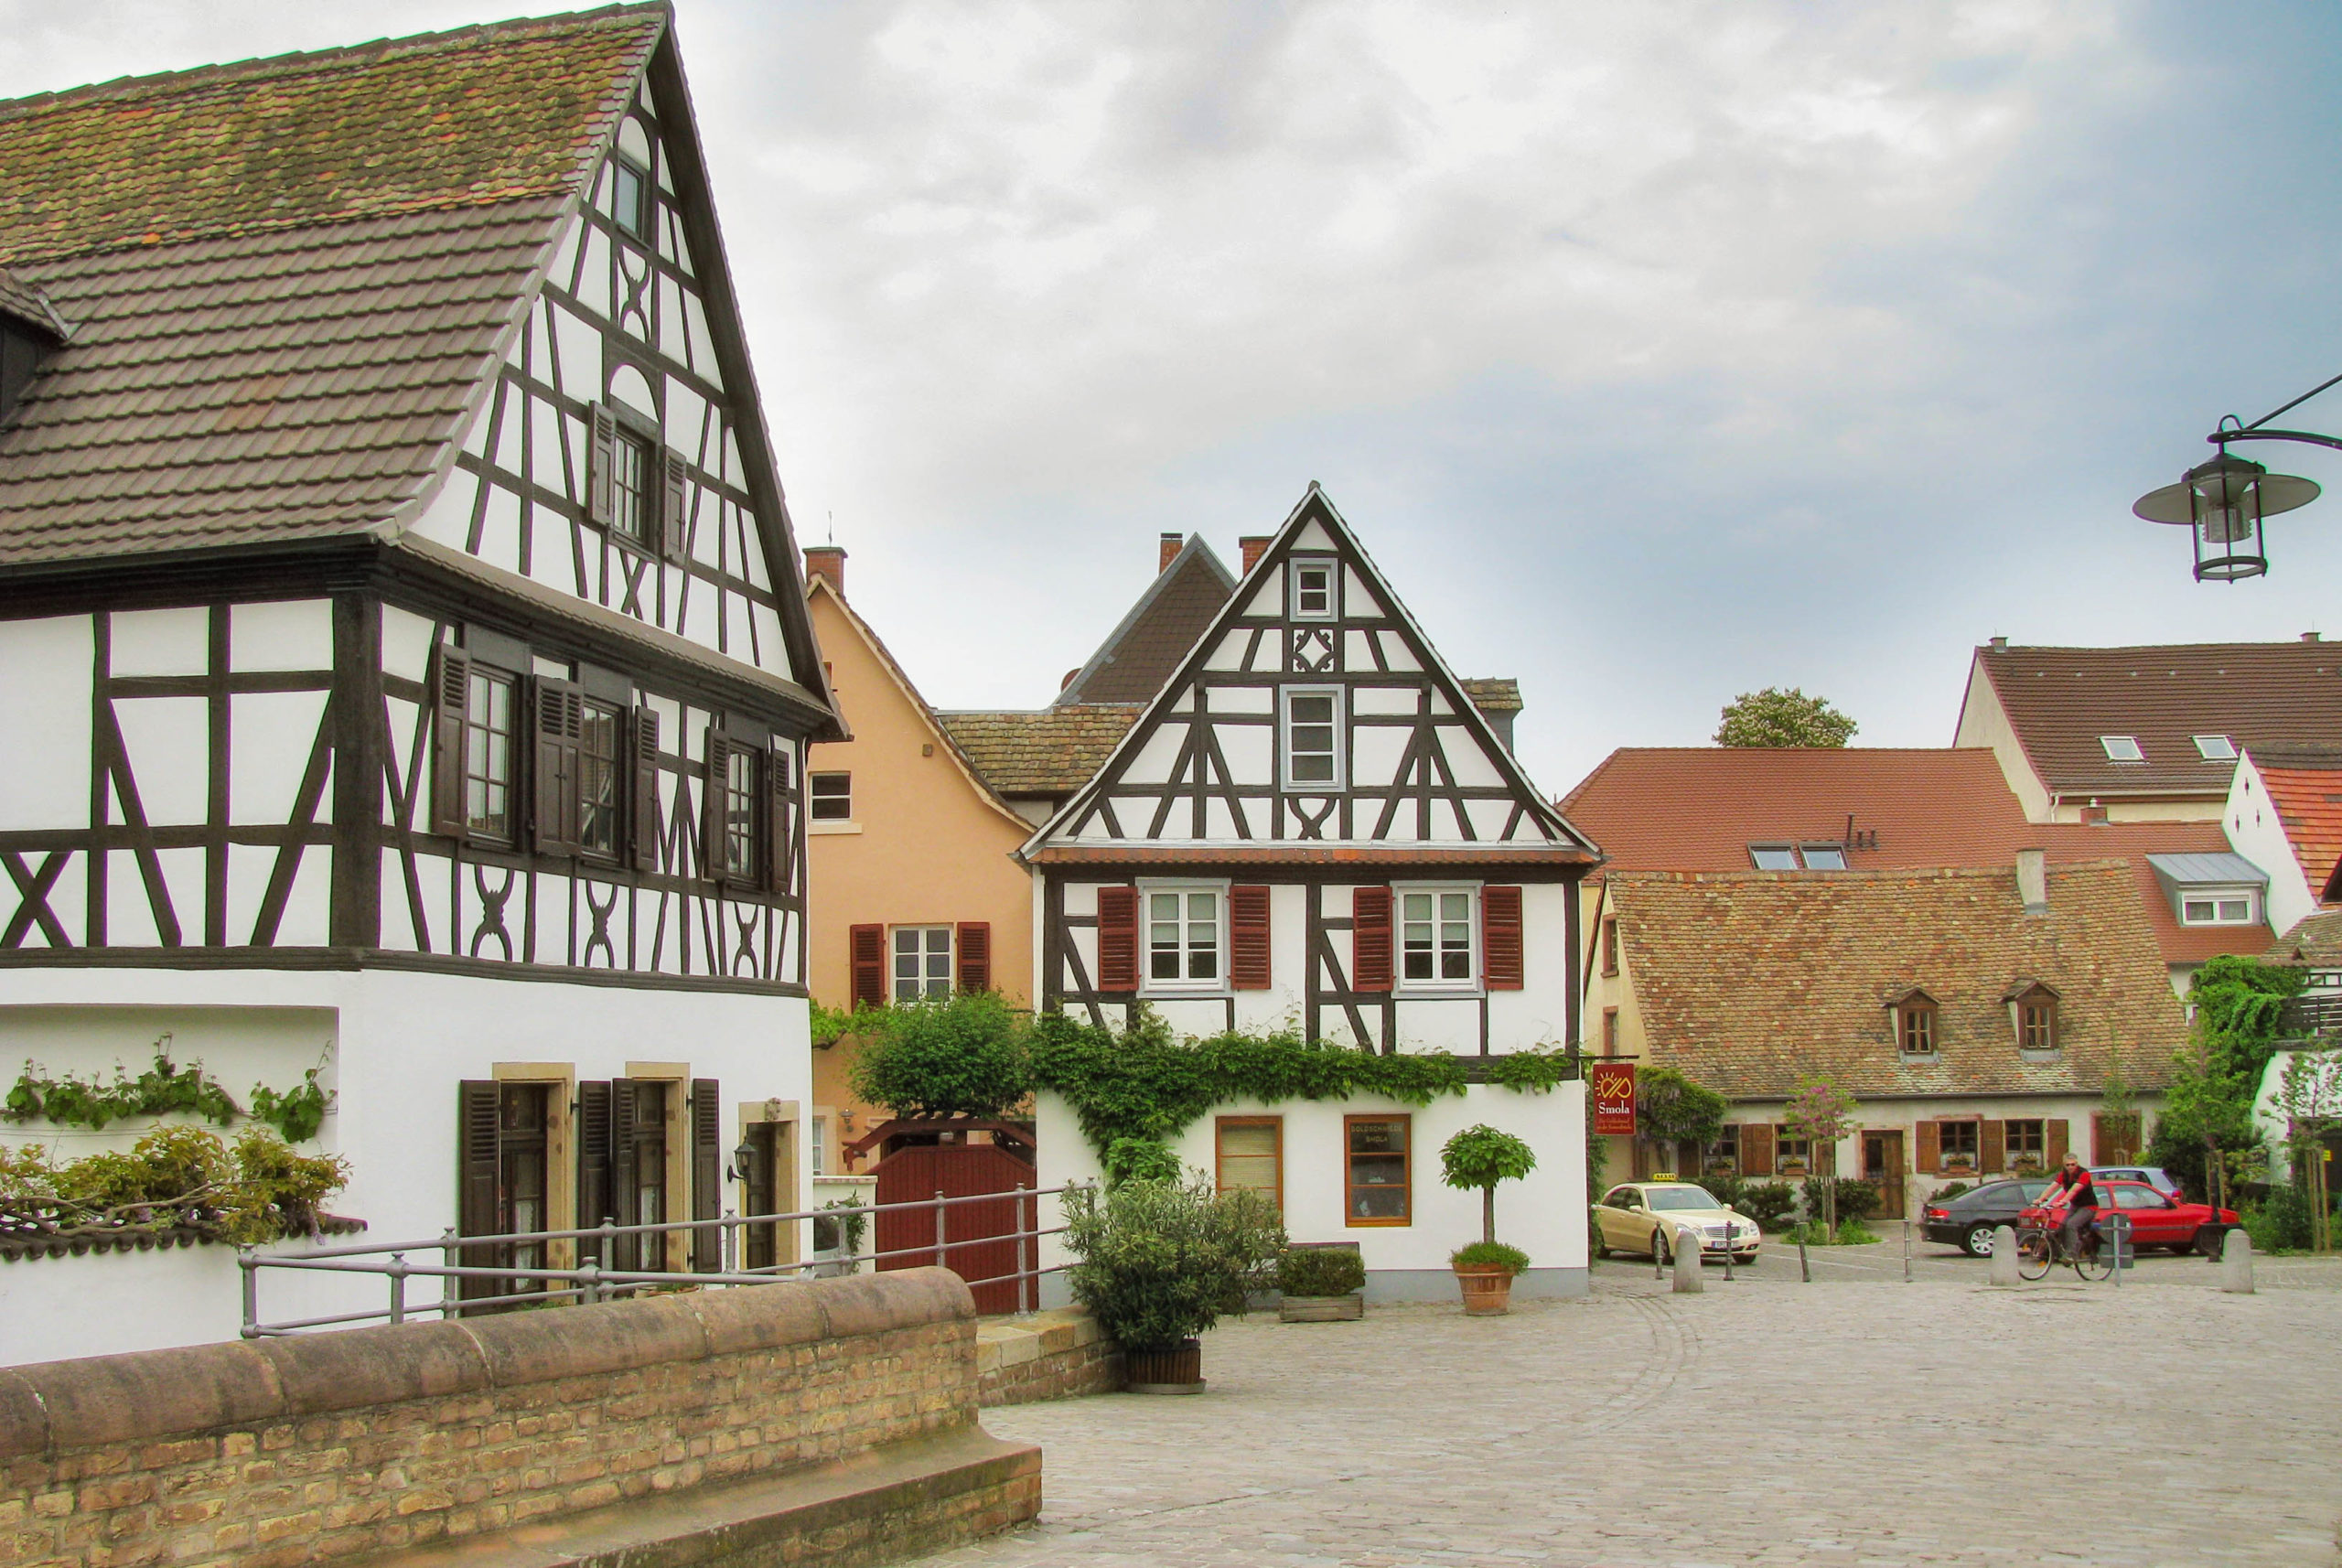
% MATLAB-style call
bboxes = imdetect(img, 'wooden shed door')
[872,1142,1039,1314]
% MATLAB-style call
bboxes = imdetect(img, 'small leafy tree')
[2152,957,2302,1203]
[1714,687,1857,748]
[2272,1048,2342,1251]
[847,992,1030,1120]
[1061,1170,1284,1350]
[1635,1067,1726,1174]
[1781,1079,1858,1236]
[1440,1124,1537,1248]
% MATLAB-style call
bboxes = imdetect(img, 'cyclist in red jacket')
[2043,1152,2100,1260]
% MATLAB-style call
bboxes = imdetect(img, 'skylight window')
[1750,844,1799,870]
[2100,736,2144,763]
[2194,735,2238,761]
[1799,844,1847,871]
[1749,843,1847,871]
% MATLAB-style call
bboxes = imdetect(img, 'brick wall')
[976,1308,1124,1406]
[0,1268,991,1568]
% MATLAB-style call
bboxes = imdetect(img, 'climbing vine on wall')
[5,1049,334,1143]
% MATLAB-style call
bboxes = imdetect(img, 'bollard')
[1902,1217,1912,1283]
[2221,1229,2256,1294]
[1797,1230,1810,1283]
[1671,1225,1703,1294]
[1989,1225,2020,1286]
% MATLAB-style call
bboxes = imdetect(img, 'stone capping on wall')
[0,1267,973,1461]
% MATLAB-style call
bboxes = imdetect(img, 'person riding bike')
[2042,1152,2100,1262]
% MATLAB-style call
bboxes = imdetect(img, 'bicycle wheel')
[2076,1237,2116,1283]
[2015,1229,2054,1281]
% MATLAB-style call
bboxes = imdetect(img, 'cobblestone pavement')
[918,1259,2342,1567]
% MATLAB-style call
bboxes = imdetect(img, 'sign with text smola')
[1591,1062,1637,1135]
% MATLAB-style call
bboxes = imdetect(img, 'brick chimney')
[2304,631,2323,642]
[804,545,846,597]
[1240,536,1271,575]
[2015,848,2047,913]
[1159,533,1185,573]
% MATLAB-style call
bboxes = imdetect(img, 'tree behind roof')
[1714,687,1857,747]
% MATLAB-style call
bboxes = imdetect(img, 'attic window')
[612,155,651,240]
[2180,893,2256,925]
[2194,735,2238,760]
[1799,843,1847,871]
[1749,843,1845,871]
[2100,736,2144,763]
[1750,844,1799,871]
[1291,559,1338,620]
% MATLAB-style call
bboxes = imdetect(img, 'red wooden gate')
[872,1143,1037,1314]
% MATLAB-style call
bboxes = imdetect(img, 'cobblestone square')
[919,1252,2342,1566]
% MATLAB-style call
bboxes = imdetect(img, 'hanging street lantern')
[2133,450,2318,582]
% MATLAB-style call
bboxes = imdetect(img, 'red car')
[2021,1179,2239,1256]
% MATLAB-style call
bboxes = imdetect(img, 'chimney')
[803,545,846,597]
[2304,631,2323,642]
[1240,536,1272,575]
[2015,848,2047,913]
[1159,533,1185,574]
[1989,635,2008,650]
[1059,669,1080,692]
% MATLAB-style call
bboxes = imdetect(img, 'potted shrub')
[1276,1243,1366,1322]
[1440,1123,1537,1316]
[1061,1165,1284,1392]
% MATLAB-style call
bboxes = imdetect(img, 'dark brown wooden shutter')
[1351,886,1393,993]
[702,725,732,883]
[1482,885,1523,990]
[691,1079,722,1273]
[457,1081,501,1304]
[660,448,690,564]
[1916,1119,1941,1176]
[588,405,617,527]
[531,677,584,854]
[956,921,992,993]
[1229,886,1271,991]
[2045,1118,2069,1167]
[1741,1122,1775,1177]
[1096,886,1139,993]
[576,1080,613,1260]
[1980,1119,2006,1176]
[850,924,886,1008]
[431,647,472,838]
[764,746,792,894]
[630,706,661,874]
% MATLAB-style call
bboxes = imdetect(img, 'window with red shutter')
[1481,885,1522,990]
[956,921,992,993]
[1230,886,1272,990]
[1096,886,1139,993]
[1351,886,1393,993]
[849,924,886,1008]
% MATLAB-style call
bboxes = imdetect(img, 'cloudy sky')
[8,1,2342,795]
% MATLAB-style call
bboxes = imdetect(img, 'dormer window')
[2004,981,2060,1053]
[2193,735,2237,761]
[2100,736,2144,763]
[2181,892,2257,925]
[1886,989,1939,1058]
[1290,559,1338,620]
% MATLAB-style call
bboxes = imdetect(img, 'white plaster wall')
[1950,662,2051,822]
[2226,757,2317,938]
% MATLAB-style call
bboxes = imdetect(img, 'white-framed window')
[1281,685,1345,790]
[1396,883,1477,991]
[893,926,953,1001]
[1748,843,1846,871]
[2179,890,2258,925]
[1143,882,1226,991]
[2100,735,2144,762]
[1290,557,1338,620]
[810,771,852,821]
[2194,735,2237,761]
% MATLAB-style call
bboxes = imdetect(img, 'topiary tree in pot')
[1061,1169,1284,1391]
[1440,1123,1537,1316]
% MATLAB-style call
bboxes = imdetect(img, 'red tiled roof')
[2251,747,2342,905]
[1026,843,1595,866]
[1975,640,2342,799]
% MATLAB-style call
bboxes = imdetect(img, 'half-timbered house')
[0,8,839,1358]
[1026,487,1600,1299]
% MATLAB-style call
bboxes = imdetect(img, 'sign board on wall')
[1590,1062,1637,1136]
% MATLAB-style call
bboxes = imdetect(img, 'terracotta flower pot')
[1124,1337,1206,1393]
[1453,1265,1514,1316]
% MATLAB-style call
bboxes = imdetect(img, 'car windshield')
[1646,1187,1722,1211]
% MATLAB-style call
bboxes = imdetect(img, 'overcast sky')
[9,1,2342,796]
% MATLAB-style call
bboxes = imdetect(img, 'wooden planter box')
[1279,1293,1364,1322]
[1125,1338,1205,1394]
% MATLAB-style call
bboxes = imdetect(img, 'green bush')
[1439,1123,1536,1247]
[1926,1182,1971,1204]
[2246,1185,2314,1252]
[1449,1240,1531,1276]
[0,1125,349,1244]
[1799,1176,1878,1226]
[1735,1181,1798,1231]
[1276,1245,1366,1297]
[1698,1173,1746,1212]
[1783,1219,1878,1247]
[1103,1137,1181,1186]
[1062,1172,1284,1350]
[848,992,1029,1120]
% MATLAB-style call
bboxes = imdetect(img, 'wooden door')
[872,1142,1039,1314]
[1862,1131,1906,1220]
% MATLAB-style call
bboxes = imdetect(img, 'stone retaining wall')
[976,1309,1124,1406]
[0,1268,1027,1568]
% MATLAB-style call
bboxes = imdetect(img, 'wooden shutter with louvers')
[850,924,886,1008]
[575,1080,613,1260]
[2045,1118,2069,1167]
[1230,886,1271,990]
[1916,1119,1941,1176]
[661,449,690,564]
[431,647,472,838]
[607,1080,640,1271]
[1980,1119,2006,1176]
[702,725,732,883]
[457,1081,501,1304]
[588,405,617,527]
[691,1079,722,1273]
[630,706,661,873]
[764,746,792,895]
[956,921,992,993]
[532,677,585,854]
[1482,885,1523,990]
[1351,886,1393,993]
[1741,1122,1775,1177]
[1096,886,1139,993]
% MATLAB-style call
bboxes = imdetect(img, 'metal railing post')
[577,1257,601,1305]
[934,1190,948,1272]
[437,1228,459,1319]
[388,1253,409,1325]
[721,1208,736,1277]
[1016,1184,1034,1313]
[239,1248,259,1338]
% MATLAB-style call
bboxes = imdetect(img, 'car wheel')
[1595,1232,1612,1260]
[1965,1223,1998,1258]
[1652,1228,1671,1264]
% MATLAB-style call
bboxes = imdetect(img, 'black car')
[1921,1178,2052,1256]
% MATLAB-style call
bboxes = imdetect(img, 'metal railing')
[239,1183,1083,1337]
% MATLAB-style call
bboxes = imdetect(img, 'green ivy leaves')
[6,1052,333,1143]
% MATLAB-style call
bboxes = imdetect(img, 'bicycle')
[2014,1213,2115,1282]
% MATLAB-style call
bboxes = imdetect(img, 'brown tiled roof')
[0,265,69,339]
[1026,843,1596,866]
[1460,678,1522,714]
[0,8,661,568]
[1054,536,1235,705]
[2269,909,2342,968]
[937,706,1145,798]
[2249,746,2342,905]
[1976,640,2342,798]
[1613,862,2188,1100]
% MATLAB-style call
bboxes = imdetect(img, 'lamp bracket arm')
[2208,427,2342,456]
